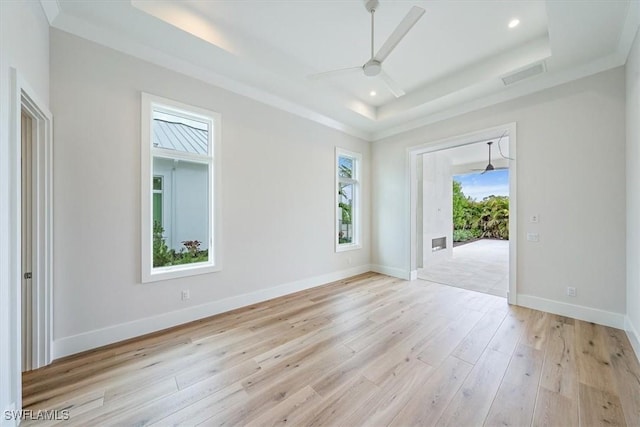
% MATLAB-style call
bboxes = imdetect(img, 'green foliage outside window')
[153,221,173,267]
[153,221,208,267]
[338,202,351,224]
[338,183,353,244]
[452,180,509,241]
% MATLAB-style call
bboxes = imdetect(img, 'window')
[336,148,362,251]
[141,93,221,282]
[153,176,163,227]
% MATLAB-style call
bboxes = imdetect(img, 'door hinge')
[24,272,32,279]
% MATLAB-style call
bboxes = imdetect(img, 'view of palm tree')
[453,170,509,243]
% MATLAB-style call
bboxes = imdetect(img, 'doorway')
[417,142,510,297]
[9,69,54,387]
[409,124,517,304]
[21,110,34,372]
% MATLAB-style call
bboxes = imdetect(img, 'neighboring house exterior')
[152,119,209,252]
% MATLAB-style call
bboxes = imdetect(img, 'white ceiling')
[44,0,639,141]
[421,136,511,175]
[447,137,511,167]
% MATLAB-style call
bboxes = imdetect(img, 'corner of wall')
[626,316,640,364]
[370,264,412,281]
[626,16,640,366]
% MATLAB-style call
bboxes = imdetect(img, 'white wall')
[372,67,627,324]
[626,28,640,355]
[50,30,370,356]
[421,152,453,266]
[0,1,50,422]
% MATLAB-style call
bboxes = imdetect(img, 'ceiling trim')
[377,36,551,120]
[372,51,626,141]
[617,0,640,60]
[43,1,639,144]
[39,0,60,25]
[48,10,373,141]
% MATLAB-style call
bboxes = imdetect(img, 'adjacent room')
[1,1,640,426]
[416,136,512,298]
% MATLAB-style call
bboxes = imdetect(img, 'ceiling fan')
[475,141,509,174]
[308,0,425,98]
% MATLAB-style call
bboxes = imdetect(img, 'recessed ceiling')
[178,0,548,105]
[46,0,639,140]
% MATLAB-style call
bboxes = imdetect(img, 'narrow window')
[141,94,221,282]
[336,148,362,252]
[153,176,163,228]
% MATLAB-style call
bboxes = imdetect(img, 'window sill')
[336,243,362,253]
[142,262,221,283]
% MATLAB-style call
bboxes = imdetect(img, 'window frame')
[335,147,362,252]
[141,93,222,283]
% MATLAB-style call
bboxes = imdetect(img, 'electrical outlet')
[566,287,576,297]
[527,232,539,242]
[181,290,190,301]
[530,214,539,223]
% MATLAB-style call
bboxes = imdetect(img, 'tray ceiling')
[45,0,639,140]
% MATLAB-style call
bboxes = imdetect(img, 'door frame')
[21,110,34,373]
[407,123,517,304]
[9,67,53,402]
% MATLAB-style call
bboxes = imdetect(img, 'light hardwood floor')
[22,273,640,426]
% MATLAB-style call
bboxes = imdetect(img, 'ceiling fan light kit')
[308,0,425,99]
[363,59,382,77]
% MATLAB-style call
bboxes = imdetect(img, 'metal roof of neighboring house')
[153,119,207,155]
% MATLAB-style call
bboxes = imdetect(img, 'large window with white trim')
[141,93,221,282]
[336,148,362,251]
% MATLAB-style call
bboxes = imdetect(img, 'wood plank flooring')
[22,273,640,426]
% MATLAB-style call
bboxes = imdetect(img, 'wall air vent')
[432,237,446,252]
[501,61,546,86]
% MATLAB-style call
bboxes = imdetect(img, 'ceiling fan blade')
[374,6,425,63]
[473,166,509,171]
[308,66,362,80]
[380,70,406,98]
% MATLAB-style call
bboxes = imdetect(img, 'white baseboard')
[516,294,625,329]
[409,270,418,281]
[625,316,640,363]
[53,264,372,359]
[370,264,412,280]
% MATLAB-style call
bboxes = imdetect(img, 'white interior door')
[21,110,33,372]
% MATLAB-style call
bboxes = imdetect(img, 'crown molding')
[49,12,372,142]
[39,0,60,25]
[617,0,640,61]
[372,52,625,142]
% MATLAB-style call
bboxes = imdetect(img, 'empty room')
[2,0,640,426]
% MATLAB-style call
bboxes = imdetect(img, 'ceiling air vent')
[501,61,546,86]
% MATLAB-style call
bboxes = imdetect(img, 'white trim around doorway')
[407,123,517,305]
[9,68,54,410]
